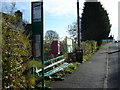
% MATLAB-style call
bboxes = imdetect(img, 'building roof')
[1,10,31,31]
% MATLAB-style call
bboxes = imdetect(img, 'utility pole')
[77,0,80,47]
[76,0,83,64]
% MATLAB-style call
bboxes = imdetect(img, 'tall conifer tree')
[81,1,111,44]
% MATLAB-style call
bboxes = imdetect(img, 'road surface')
[50,42,120,88]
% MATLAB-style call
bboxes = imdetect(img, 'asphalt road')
[50,42,120,89]
[107,43,120,88]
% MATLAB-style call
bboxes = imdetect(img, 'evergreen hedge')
[2,14,41,89]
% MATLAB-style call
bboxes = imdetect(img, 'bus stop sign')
[32,1,43,35]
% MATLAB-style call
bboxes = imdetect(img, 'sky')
[1,0,120,40]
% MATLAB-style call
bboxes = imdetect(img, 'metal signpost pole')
[77,0,80,47]
[32,0,44,89]
[76,0,83,63]
[41,1,44,89]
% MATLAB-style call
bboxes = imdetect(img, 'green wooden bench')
[35,55,72,78]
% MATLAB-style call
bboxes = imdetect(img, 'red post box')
[51,41,60,55]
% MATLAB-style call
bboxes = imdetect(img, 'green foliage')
[64,52,68,61]
[81,2,111,41]
[26,60,42,69]
[45,30,59,43]
[67,22,78,42]
[62,62,79,74]
[81,41,109,62]
[60,62,80,75]
[81,41,97,62]
[65,41,97,63]
[60,37,67,54]
[82,41,97,54]
[2,13,41,88]
[99,40,111,48]
[44,41,52,60]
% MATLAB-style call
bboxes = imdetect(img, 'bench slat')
[36,59,65,73]
[44,55,64,64]
[38,63,72,77]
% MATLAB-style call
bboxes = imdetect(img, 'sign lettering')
[33,3,41,22]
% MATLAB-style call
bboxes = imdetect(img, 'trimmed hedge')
[81,41,97,62]
[2,14,41,88]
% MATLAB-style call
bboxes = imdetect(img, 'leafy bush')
[65,41,97,62]
[62,62,80,75]
[82,41,97,54]
[2,13,41,88]
[81,41,97,62]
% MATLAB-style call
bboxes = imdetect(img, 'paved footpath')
[50,43,120,88]
[107,42,120,88]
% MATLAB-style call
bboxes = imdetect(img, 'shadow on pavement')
[107,50,120,54]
